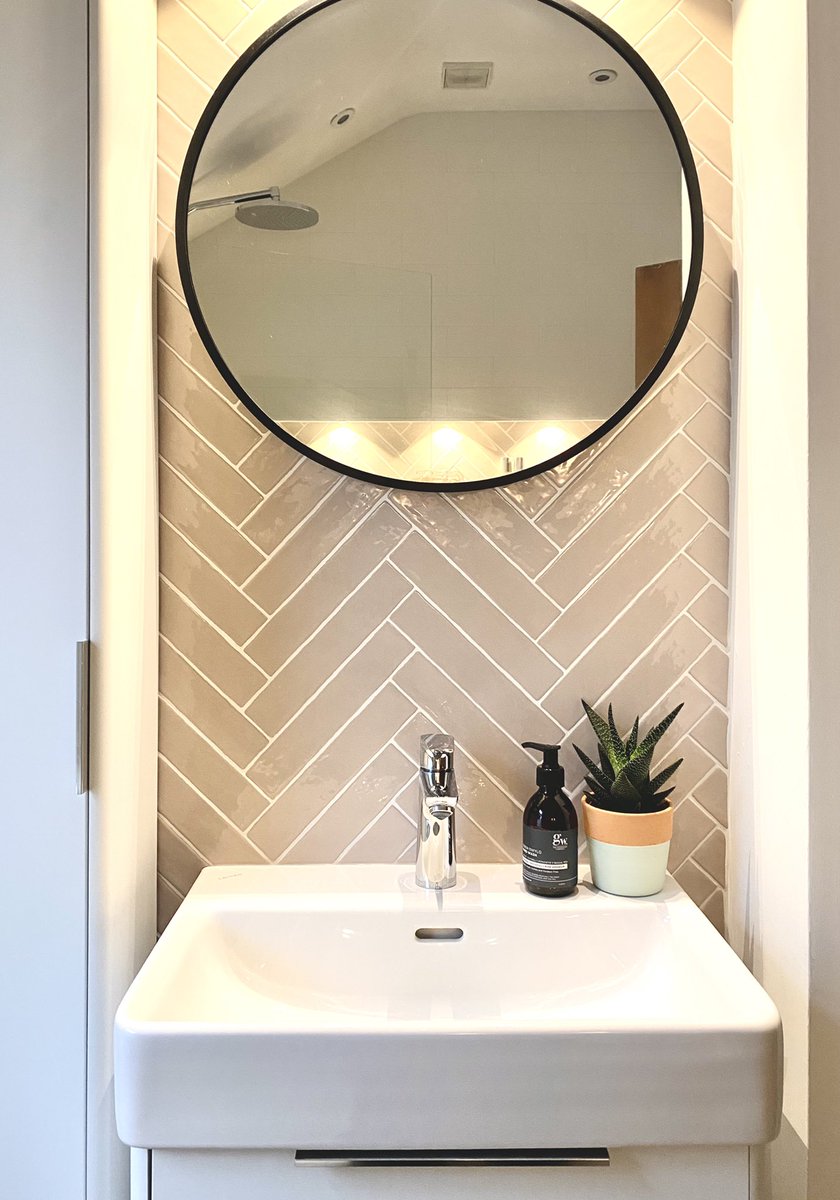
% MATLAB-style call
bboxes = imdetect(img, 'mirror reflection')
[182,0,696,487]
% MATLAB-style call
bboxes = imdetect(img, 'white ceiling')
[193,0,658,199]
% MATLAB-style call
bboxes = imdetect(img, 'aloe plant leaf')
[573,745,614,793]
[581,700,625,771]
[626,715,640,755]
[611,770,644,810]
[597,743,614,778]
[623,745,654,786]
[607,705,628,766]
[649,759,683,794]
[631,703,684,762]
[650,787,675,806]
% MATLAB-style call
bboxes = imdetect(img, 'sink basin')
[115,864,781,1150]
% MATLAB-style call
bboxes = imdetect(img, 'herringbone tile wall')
[156,0,733,932]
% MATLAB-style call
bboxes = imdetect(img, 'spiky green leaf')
[648,759,683,794]
[607,705,628,766]
[581,700,625,771]
[573,744,614,793]
[631,703,684,762]
[626,715,640,755]
[598,742,614,779]
[623,745,654,787]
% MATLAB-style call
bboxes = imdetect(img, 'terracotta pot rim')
[582,795,674,848]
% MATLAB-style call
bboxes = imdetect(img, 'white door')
[0,1,89,1196]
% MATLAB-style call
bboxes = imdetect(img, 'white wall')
[191,109,682,423]
[0,3,90,1196]
[87,2,158,1198]
[730,0,809,1194]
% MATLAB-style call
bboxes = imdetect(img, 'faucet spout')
[416,734,458,890]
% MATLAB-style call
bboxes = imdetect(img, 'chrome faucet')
[416,734,458,890]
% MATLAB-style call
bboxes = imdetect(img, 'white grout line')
[160,754,273,863]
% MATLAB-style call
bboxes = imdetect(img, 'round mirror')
[177,0,702,492]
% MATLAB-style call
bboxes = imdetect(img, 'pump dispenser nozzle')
[522,741,565,788]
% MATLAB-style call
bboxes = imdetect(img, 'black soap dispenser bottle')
[522,742,578,897]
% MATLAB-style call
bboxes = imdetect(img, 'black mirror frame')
[175,0,704,494]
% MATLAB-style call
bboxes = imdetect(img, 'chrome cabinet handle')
[76,640,90,795]
[295,1149,610,1168]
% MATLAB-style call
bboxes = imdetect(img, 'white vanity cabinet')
[148,1147,750,1200]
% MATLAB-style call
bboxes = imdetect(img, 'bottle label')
[523,828,578,889]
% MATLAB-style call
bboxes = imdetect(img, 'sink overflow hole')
[415,927,464,941]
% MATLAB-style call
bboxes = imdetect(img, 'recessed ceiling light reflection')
[328,425,359,451]
[536,426,572,455]
[432,427,462,453]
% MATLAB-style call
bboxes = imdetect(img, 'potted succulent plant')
[573,700,683,897]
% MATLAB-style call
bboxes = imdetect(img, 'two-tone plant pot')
[582,797,673,897]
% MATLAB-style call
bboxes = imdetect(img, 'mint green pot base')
[588,837,671,897]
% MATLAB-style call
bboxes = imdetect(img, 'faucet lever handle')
[420,734,455,795]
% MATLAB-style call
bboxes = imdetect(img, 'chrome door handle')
[295,1149,610,1167]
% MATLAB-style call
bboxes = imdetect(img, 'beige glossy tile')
[666,734,717,800]
[701,888,725,935]
[448,490,558,578]
[503,471,559,520]
[664,73,704,122]
[668,797,716,870]
[540,494,706,666]
[685,102,732,180]
[227,0,298,52]
[156,160,178,229]
[161,640,268,768]
[685,403,731,471]
[394,654,537,804]
[247,564,411,736]
[158,342,261,465]
[702,222,734,298]
[682,40,732,119]
[607,0,680,45]
[692,705,729,765]
[392,533,560,698]
[283,745,415,864]
[578,613,711,744]
[157,224,182,297]
[160,462,264,585]
[538,435,706,610]
[247,628,413,799]
[392,592,563,745]
[690,644,729,705]
[246,504,411,672]
[242,458,339,553]
[161,581,266,706]
[674,857,717,907]
[160,521,266,643]
[177,0,248,40]
[341,805,416,864]
[697,161,733,238]
[244,478,384,611]
[685,461,729,529]
[692,280,733,353]
[690,584,728,644]
[390,493,559,638]
[160,699,269,827]
[694,766,727,827]
[684,342,731,412]
[394,714,524,856]
[157,875,182,934]
[157,280,239,402]
[694,828,726,886]
[157,43,210,130]
[546,565,709,731]
[159,759,266,863]
[158,816,207,896]
[248,684,416,857]
[457,811,512,863]
[159,403,262,524]
[680,0,732,58]
[637,11,702,78]
[652,673,715,748]
[687,523,729,586]
[238,436,300,493]
[158,0,236,88]
[537,375,707,545]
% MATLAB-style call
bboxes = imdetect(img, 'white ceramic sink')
[115,864,781,1150]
